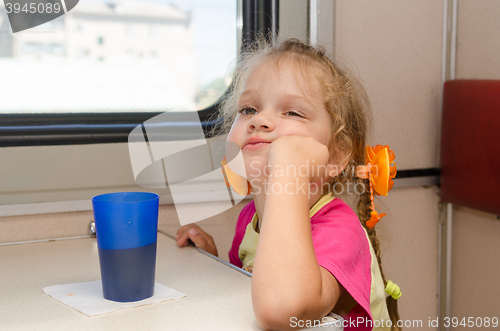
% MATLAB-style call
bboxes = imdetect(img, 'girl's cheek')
[226,121,238,139]
[226,131,236,144]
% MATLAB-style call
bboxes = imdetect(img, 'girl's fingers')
[175,225,189,240]
[187,228,207,248]
[175,225,218,256]
[188,228,218,256]
[176,225,197,246]
[175,230,191,247]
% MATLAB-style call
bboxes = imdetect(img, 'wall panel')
[456,0,500,79]
[450,206,500,324]
[451,0,500,325]
[335,0,443,170]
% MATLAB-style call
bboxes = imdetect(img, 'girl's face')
[227,59,334,180]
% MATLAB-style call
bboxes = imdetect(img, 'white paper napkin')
[43,280,186,317]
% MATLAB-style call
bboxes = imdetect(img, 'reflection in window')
[0,0,237,113]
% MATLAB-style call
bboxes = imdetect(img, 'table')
[0,232,342,330]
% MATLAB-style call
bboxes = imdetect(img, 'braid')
[357,177,401,331]
[357,179,383,272]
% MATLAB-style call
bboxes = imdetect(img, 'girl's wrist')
[266,170,311,198]
[268,166,304,180]
[267,159,313,180]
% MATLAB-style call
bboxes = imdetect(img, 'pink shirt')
[229,198,384,330]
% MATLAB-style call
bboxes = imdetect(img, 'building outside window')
[0,0,238,114]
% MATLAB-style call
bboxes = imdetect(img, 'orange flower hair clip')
[355,145,397,229]
[221,156,252,196]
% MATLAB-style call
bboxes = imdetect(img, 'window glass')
[0,0,238,113]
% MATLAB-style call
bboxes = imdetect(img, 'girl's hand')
[268,135,336,181]
[252,135,343,329]
[175,224,218,257]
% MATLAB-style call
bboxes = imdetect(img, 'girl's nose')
[248,111,275,132]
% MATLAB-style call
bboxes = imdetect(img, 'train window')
[0,0,311,208]
[0,0,238,114]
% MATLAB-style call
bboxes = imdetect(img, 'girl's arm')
[251,136,343,330]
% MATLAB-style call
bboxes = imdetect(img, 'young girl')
[176,38,401,331]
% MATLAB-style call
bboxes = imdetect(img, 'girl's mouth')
[243,142,271,150]
[243,136,271,150]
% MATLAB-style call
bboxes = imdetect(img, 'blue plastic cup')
[92,192,159,302]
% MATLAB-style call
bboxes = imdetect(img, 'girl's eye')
[239,107,257,115]
[285,110,304,117]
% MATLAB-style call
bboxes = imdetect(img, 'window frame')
[0,0,279,147]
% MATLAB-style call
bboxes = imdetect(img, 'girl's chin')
[244,158,269,178]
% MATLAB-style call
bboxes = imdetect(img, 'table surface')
[1,232,343,331]
[0,232,262,331]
